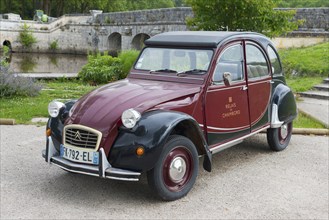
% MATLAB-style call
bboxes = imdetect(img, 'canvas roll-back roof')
[144,31,268,48]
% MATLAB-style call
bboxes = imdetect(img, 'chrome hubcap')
[280,124,288,139]
[169,157,186,182]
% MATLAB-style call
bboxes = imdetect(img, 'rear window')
[267,46,282,75]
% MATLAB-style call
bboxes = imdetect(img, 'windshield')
[135,48,214,73]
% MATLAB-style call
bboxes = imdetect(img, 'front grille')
[64,125,102,150]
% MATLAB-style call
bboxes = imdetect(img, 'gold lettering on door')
[221,97,241,118]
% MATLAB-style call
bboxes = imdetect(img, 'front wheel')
[267,122,293,151]
[147,135,199,201]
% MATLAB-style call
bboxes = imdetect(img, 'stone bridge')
[0,7,328,54]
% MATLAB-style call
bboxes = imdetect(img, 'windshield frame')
[133,47,215,74]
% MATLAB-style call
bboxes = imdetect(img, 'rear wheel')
[147,135,199,201]
[267,122,293,151]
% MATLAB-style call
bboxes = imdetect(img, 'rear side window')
[246,44,269,79]
[267,46,282,75]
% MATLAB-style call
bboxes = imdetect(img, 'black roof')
[145,31,269,48]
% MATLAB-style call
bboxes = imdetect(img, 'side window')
[246,44,269,79]
[267,45,282,75]
[213,44,244,84]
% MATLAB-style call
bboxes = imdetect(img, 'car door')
[245,42,272,131]
[205,42,250,146]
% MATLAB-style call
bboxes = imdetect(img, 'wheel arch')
[270,83,297,127]
[109,110,212,172]
[170,119,206,156]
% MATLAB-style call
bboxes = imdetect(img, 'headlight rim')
[121,108,141,129]
[48,100,66,118]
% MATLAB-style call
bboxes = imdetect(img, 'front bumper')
[42,136,141,181]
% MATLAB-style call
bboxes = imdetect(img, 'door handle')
[269,80,275,84]
[241,85,248,91]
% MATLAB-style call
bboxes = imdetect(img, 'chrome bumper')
[42,136,141,181]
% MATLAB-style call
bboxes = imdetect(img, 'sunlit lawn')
[0,80,96,124]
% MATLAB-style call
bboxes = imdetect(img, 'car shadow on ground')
[38,134,274,204]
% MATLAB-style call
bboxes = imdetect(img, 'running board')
[210,125,270,154]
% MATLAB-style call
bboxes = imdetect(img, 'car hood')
[67,78,201,135]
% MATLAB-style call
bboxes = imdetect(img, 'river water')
[4,53,87,74]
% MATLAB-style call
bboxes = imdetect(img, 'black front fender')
[47,100,77,151]
[109,110,212,172]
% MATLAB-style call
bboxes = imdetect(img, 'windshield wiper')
[177,69,207,76]
[149,69,178,74]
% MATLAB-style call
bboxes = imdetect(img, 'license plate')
[60,144,99,165]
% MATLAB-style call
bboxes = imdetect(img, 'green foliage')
[79,53,122,85]
[0,0,176,19]
[79,50,139,85]
[118,50,140,78]
[278,0,329,7]
[18,23,37,48]
[294,112,326,129]
[0,45,10,68]
[279,42,329,77]
[186,0,301,38]
[49,40,58,50]
[286,77,323,93]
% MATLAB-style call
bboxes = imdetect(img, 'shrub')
[79,53,122,85]
[18,23,37,48]
[118,50,140,78]
[0,45,10,69]
[79,50,140,85]
[49,40,58,50]
[0,69,42,97]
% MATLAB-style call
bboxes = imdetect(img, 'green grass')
[0,80,96,124]
[286,76,323,93]
[279,42,329,77]
[0,79,325,129]
[293,112,326,129]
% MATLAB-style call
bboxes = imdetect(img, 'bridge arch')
[108,32,122,53]
[131,33,150,50]
[3,40,12,50]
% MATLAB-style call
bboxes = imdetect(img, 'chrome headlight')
[48,101,65,118]
[121,109,141,129]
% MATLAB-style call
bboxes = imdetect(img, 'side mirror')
[223,72,232,86]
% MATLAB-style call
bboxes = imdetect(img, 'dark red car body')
[43,31,297,200]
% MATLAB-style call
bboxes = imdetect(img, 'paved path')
[17,73,78,79]
[1,125,328,219]
[297,97,329,128]
[298,77,329,128]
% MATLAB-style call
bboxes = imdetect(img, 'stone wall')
[280,8,329,32]
[0,7,328,54]
[96,7,193,25]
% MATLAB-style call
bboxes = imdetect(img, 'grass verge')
[0,79,326,129]
[293,112,326,129]
[279,42,329,77]
[285,76,323,93]
[0,80,96,124]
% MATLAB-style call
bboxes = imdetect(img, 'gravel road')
[0,125,328,219]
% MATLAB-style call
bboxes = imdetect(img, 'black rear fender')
[271,84,297,127]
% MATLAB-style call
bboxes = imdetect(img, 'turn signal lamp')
[136,146,145,156]
[46,128,52,137]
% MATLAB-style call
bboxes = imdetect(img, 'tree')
[186,0,302,38]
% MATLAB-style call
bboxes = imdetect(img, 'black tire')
[147,135,199,201]
[267,122,293,151]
